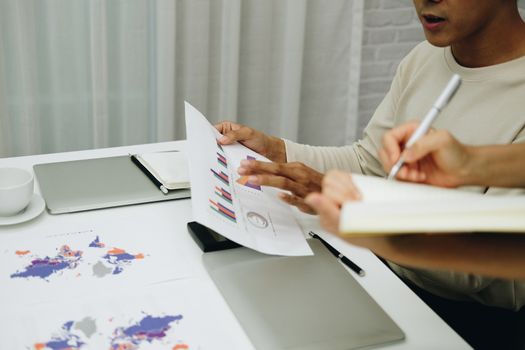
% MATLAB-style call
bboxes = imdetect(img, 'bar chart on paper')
[209,141,238,224]
[185,101,312,256]
[209,199,237,223]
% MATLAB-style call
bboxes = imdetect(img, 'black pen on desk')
[130,154,169,195]
[309,231,365,277]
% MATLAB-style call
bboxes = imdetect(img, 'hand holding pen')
[380,122,476,187]
[387,74,462,180]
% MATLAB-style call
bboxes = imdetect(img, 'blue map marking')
[34,321,85,350]
[88,236,105,248]
[110,314,183,349]
[10,245,83,281]
[102,248,144,275]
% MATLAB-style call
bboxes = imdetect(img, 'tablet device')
[203,239,405,350]
[34,155,191,214]
[187,221,241,252]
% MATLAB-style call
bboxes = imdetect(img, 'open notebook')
[340,175,525,236]
[132,151,190,191]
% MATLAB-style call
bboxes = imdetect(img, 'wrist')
[461,146,487,186]
[267,137,287,163]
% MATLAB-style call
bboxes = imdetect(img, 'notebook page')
[137,152,190,190]
[341,175,525,235]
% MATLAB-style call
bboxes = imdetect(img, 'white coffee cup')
[0,168,34,216]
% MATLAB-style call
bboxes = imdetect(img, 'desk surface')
[0,141,471,350]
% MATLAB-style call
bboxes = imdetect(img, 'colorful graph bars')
[210,141,237,222]
[209,199,236,222]
[211,169,229,185]
[215,186,232,204]
[217,152,227,167]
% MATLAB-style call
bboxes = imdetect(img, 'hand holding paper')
[185,102,312,256]
[215,121,287,163]
[238,160,324,214]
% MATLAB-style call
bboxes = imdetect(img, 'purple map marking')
[88,236,105,248]
[11,245,83,281]
[34,321,85,350]
[102,248,145,275]
[110,314,183,349]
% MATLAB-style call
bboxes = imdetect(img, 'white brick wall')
[357,0,525,136]
[358,0,422,134]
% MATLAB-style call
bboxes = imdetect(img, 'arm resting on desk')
[344,234,525,280]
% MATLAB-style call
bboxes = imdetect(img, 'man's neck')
[452,13,525,68]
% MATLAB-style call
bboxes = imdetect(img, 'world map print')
[33,320,88,350]
[10,236,145,282]
[32,314,188,350]
[110,314,187,350]
[10,245,83,281]
[102,248,144,275]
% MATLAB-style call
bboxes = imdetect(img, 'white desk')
[0,141,471,349]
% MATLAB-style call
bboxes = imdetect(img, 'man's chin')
[424,33,452,48]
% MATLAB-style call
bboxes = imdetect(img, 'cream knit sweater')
[284,41,525,310]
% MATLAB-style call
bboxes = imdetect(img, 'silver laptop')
[34,155,190,214]
[203,239,405,350]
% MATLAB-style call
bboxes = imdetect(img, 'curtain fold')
[0,0,362,158]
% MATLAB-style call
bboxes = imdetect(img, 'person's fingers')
[262,162,321,184]
[238,160,278,175]
[279,193,316,214]
[304,193,341,233]
[324,171,361,199]
[381,122,420,164]
[239,161,322,189]
[249,174,309,197]
[214,121,235,133]
[406,167,421,182]
[401,162,426,183]
[323,185,355,206]
[216,123,255,145]
[395,165,411,181]
[214,121,240,138]
[323,170,362,202]
[403,130,451,162]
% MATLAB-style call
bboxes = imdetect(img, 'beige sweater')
[284,41,525,311]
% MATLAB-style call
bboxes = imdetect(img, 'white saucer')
[0,193,46,226]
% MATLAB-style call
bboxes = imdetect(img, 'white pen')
[387,74,462,180]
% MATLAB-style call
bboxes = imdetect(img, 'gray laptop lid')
[203,239,404,350]
[34,155,190,214]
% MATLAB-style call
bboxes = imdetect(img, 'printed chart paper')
[0,279,237,350]
[185,102,312,256]
[0,228,192,305]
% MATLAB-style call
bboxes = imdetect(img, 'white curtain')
[0,0,363,158]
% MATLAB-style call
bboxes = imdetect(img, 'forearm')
[283,139,363,173]
[464,143,525,187]
[344,234,525,280]
[282,138,389,176]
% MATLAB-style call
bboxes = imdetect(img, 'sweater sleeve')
[283,61,403,177]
